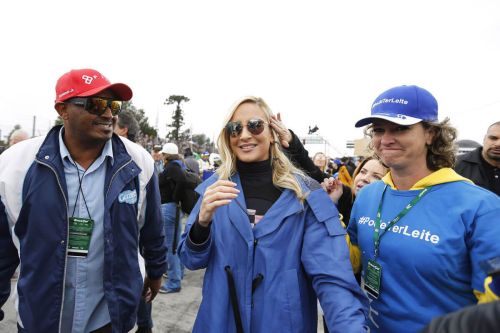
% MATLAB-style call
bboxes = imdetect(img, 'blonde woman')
[178,96,368,333]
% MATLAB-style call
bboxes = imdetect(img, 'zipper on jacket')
[105,159,132,199]
[104,159,134,248]
[36,159,69,333]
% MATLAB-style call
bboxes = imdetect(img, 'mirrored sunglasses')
[225,119,267,137]
[66,97,123,116]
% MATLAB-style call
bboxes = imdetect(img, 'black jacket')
[455,147,495,193]
[421,300,500,333]
[159,160,187,204]
[284,130,353,224]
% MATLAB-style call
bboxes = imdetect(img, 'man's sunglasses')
[225,119,268,137]
[65,97,123,116]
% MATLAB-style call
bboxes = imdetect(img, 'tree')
[164,95,190,145]
[122,101,157,138]
[191,133,213,153]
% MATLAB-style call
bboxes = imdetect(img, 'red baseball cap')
[55,68,133,103]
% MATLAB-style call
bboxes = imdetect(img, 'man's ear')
[54,102,69,120]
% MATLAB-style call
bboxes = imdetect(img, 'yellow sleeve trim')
[477,276,500,303]
[349,242,362,274]
[339,217,361,274]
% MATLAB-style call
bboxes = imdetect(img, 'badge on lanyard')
[364,259,382,299]
[366,185,432,299]
[68,217,94,257]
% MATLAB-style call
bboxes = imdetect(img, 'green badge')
[364,259,382,299]
[68,217,94,257]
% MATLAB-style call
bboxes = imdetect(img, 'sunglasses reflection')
[66,97,123,116]
[226,119,267,137]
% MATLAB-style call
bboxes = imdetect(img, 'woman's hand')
[198,180,240,227]
[321,177,343,205]
[270,112,292,148]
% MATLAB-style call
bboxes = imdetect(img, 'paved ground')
[1,269,204,333]
[2,269,325,332]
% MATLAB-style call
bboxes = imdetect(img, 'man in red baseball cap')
[54,68,133,150]
[0,69,166,333]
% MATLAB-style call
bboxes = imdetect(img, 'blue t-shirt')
[348,180,500,333]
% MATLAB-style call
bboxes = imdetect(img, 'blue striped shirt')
[59,128,113,333]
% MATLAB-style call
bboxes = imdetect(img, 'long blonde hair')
[216,96,306,201]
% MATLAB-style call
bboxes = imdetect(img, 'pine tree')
[164,95,190,146]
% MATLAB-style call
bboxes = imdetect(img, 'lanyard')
[373,185,432,258]
[71,162,92,219]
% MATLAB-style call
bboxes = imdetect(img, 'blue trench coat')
[178,174,368,333]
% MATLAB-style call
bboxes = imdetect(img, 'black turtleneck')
[237,159,282,215]
[189,159,282,244]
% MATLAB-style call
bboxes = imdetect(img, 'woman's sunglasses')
[65,97,123,116]
[225,119,267,137]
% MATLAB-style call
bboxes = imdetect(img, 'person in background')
[0,68,166,332]
[178,96,368,333]
[322,156,389,221]
[184,147,201,175]
[115,109,140,142]
[312,152,328,173]
[348,85,500,333]
[151,145,164,174]
[8,129,29,147]
[455,121,500,195]
[158,143,187,294]
[335,158,353,188]
[345,157,357,177]
[200,151,214,180]
[325,158,338,176]
[115,111,153,333]
[350,157,388,197]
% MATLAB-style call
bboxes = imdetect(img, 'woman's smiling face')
[228,102,273,163]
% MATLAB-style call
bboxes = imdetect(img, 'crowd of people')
[0,68,499,333]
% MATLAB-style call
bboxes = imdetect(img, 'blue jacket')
[0,126,166,333]
[179,173,368,333]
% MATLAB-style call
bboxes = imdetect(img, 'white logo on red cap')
[81,75,98,84]
[58,89,74,98]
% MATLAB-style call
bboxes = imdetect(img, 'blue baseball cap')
[355,85,438,128]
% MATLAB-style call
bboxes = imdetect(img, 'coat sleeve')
[177,189,213,270]
[301,191,368,332]
[284,130,329,183]
[0,197,19,320]
[139,173,167,279]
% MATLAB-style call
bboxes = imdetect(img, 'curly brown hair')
[421,117,457,170]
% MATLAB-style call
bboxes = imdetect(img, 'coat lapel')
[226,173,254,243]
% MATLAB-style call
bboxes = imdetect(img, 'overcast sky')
[1,0,499,154]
